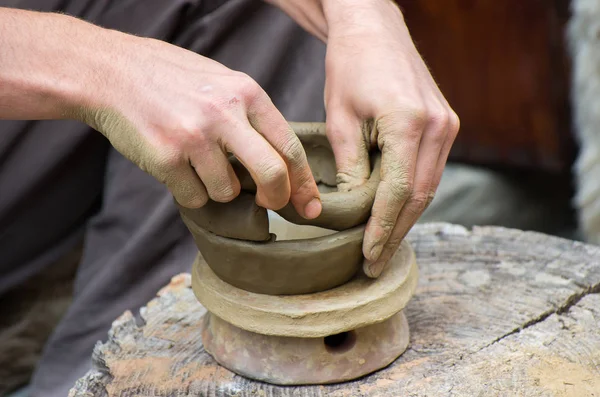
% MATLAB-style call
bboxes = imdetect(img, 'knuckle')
[155,147,185,175]
[376,215,397,232]
[172,183,208,209]
[408,107,428,128]
[385,234,404,251]
[387,176,412,204]
[380,106,427,129]
[183,194,209,209]
[377,108,425,145]
[449,111,461,135]
[208,183,240,203]
[428,109,450,131]
[235,72,263,103]
[410,192,430,210]
[164,114,213,150]
[198,98,228,123]
[428,110,450,144]
[336,170,364,191]
[186,127,211,149]
[257,159,288,188]
[404,192,430,217]
[279,135,306,168]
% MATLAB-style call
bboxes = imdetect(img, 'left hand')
[321,0,460,277]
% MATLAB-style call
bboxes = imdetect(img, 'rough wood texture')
[69,223,600,396]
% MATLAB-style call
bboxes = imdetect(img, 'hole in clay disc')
[324,330,357,354]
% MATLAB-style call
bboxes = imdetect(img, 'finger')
[165,162,209,209]
[362,112,424,264]
[363,111,447,278]
[246,87,321,219]
[326,105,371,192]
[431,110,460,191]
[190,143,241,203]
[222,118,291,211]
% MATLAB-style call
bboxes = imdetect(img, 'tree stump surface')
[69,223,600,397]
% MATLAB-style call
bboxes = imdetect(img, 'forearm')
[0,8,111,120]
[264,0,404,42]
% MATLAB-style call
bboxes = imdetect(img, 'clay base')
[201,310,410,386]
[192,239,418,338]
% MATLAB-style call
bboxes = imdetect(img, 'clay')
[201,310,410,385]
[175,121,383,295]
[177,121,383,294]
[277,123,382,231]
[227,123,337,189]
[189,224,365,295]
[275,154,380,231]
[289,122,337,186]
[191,239,418,337]
[177,193,269,242]
[179,122,381,244]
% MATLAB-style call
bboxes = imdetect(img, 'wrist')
[47,16,121,120]
[322,0,403,34]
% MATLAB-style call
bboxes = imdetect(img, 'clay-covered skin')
[279,122,381,231]
[276,155,380,230]
[223,122,381,232]
[227,150,380,231]
[189,224,365,295]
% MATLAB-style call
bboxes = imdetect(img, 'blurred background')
[400,0,581,240]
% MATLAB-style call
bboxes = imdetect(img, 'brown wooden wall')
[397,0,574,172]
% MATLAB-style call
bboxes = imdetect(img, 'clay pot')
[178,122,380,295]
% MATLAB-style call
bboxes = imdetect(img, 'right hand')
[74,31,322,218]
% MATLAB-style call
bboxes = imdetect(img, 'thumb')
[326,107,371,192]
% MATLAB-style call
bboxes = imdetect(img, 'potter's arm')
[0,7,105,120]
[0,6,323,220]
[263,0,404,43]
[265,0,460,277]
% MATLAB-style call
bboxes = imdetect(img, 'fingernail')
[304,197,322,219]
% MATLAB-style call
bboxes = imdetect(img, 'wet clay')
[191,240,418,337]
[189,224,365,295]
[178,193,270,242]
[223,122,381,232]
[275,155,380,231]
[179,121,381,294]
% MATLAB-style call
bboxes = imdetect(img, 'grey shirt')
[0,0,326,395]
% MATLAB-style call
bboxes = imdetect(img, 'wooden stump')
[69,223,600,397]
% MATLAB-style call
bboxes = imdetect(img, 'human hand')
[322,0,460,277]
[74,32,322,218]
